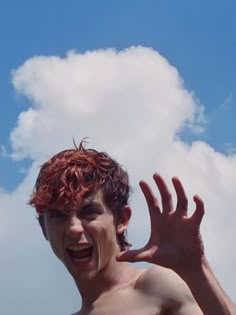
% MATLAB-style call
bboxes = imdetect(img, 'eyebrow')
[44,208,67,214]
[80,200,102,211]
[43,196,103,214]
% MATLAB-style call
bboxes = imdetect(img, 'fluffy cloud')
[1,47,235,314]
[11,47,204,160]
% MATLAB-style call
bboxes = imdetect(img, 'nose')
[66,215,84,238]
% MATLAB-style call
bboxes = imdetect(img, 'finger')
[153,173,173,214]
[139,180,161,218]
[172,177,188,216]
[139,180,161,232]
[191,195,205,225]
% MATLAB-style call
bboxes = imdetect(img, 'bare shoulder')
[135,265,192,298]
[135,265,203,314]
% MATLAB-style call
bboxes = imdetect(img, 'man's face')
[41,190,122,282]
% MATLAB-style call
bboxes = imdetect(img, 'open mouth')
[67,244,93,263]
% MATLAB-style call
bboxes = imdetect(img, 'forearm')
[179,257,236,315]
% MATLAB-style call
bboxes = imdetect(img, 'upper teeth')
[68,244,92,251]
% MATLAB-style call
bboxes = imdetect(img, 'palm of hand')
[117,173,205,274]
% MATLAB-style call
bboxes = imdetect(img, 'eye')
[81,207,99,220]
[48,210,68,220]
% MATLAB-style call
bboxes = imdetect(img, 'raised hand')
[117,173,205,275]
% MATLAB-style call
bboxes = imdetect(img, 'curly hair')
[29,141,131,250]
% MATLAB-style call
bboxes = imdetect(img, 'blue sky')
[1,1,236,314]
[1,1,236,190]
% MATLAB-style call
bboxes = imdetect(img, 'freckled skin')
[40,175,235,315]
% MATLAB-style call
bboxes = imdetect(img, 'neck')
[75,258,137,310]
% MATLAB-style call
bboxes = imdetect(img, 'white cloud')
[0,145,8,158]
[1,46,235,314]
[10,47,204,160]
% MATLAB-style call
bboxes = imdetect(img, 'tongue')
[70,248,92,259]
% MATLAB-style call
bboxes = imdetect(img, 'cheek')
[46,227,64,260]
[88,219,118,250]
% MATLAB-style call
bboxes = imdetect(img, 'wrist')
[176,255,208,282]
[177,257,235,315]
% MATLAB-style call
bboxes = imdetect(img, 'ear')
[116,205,132,235]
[38,215,49,241]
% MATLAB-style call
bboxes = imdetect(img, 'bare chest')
[83,288,168,315]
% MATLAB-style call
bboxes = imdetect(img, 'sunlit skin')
[118,173,205,274]
[42,190,121,276]
[40,190,139,305]
[39,173,236,315]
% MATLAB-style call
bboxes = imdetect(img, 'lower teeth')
[73,257,91,262]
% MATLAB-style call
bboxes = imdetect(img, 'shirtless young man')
[29,142,236,315]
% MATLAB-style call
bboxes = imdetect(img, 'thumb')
[116,247,150,263]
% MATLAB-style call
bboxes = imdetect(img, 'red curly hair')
[29,141,131,250]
